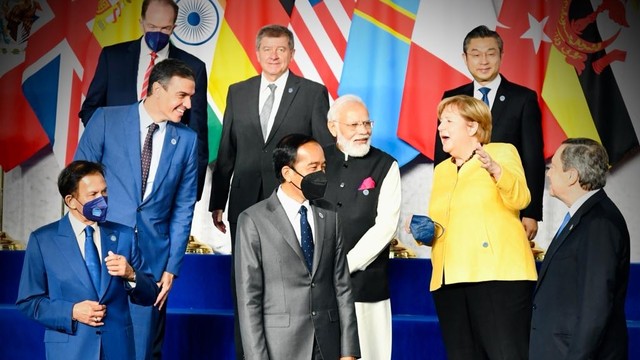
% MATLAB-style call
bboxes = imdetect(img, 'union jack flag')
[0,0,99,170]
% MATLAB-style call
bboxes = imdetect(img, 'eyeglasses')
[337,121,374,130]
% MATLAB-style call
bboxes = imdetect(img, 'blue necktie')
[84,226,101,293]
[479,87,491,107]
[299,205,314,272]
[554,212,571,239]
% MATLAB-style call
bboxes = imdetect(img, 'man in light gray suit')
[234,134,360,360]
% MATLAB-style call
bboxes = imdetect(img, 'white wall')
[2,147,639,261]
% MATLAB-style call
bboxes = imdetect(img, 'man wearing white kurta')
[323,95,402,359]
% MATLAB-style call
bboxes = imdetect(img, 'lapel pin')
[171,138,177,145]
[363,190,369,196]
[318,212,324,219]
[288,87,293,93]
[110,235,117,241]
[499,95,505,102]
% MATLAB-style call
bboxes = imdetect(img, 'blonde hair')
[437,95,492,144]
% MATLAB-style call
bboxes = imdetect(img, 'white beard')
[336,131,371,158]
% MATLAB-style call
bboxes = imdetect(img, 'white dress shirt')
[474,74,502,109]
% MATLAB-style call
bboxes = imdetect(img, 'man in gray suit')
[210,23,335,359]
[234,134,360,360]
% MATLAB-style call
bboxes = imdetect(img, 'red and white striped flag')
[289,0,356,100]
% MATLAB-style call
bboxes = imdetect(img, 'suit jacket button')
[337,202,342,207]
[482,242,488,248]
[311,311,317,316]
[96,330,102,335]
[532,304,537,310]
[339,182,345,188]
[311,282,315,288]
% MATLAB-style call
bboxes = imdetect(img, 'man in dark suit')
[16,160,158,360]
[235,134,359,360]
[434,25,545,241]
[210,24,334,241]
[530,138,630,359]
[79,0,209,200]
[74,59,198,360]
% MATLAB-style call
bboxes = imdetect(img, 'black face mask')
[292,169,328,201]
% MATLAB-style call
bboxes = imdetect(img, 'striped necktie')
[140,51,158,99]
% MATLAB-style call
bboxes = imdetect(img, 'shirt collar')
[68,211,96,238]
[568,189,599,216]
[276,185,311,217]
[474,74,502,93]
[139,101,167,133]
[260,70,289,91]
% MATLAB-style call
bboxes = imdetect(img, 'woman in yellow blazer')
[429,95,537,360]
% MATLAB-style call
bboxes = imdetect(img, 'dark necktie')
[299,205,314,272]
[479,87,491,107]
[553,212,571,239]
[260,84,276,140]
[84,225,101,293]
[141,123,159,198]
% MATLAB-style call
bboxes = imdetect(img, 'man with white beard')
[323,95,401,360]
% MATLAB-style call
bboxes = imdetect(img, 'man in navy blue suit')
[530,138,630,359]
[75,58,198,360]
[79,0,209,200]
[16,160,158,360]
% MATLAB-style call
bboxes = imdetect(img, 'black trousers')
[151,302,167,360]
[432,280,534,360]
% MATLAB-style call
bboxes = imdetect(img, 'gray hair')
[327,94,366,123]
[560,138,609,190]
[255,24,294,51]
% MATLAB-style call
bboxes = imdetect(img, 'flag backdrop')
[1,0,638,172]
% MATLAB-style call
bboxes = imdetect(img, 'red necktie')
[140,52,158,99]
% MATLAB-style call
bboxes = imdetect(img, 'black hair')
[273,134,318,183]
[147,58,195,96]
[58,160,105,198]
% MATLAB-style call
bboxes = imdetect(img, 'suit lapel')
[265,193,309,270]
[535,190,606,293]
[491,76,511,128]
[126,40,143,98]
[54,216,98,297]
[461,82,474,96]
[144,123,179,203]
[124,106,143,201]
[99,224,120,300]
[266,73,300,145]
[310,204,326,275]
[245,77,264,143]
